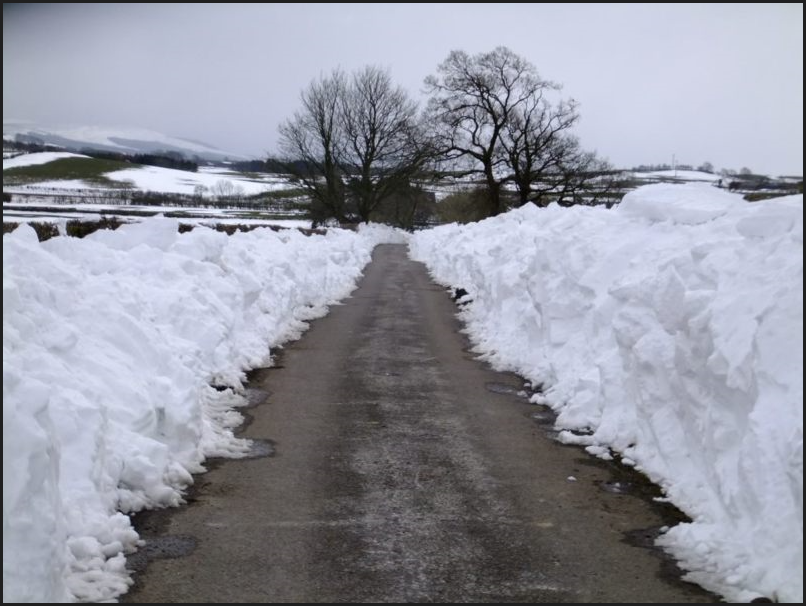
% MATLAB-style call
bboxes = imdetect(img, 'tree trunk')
[488,184,502,216]
[484,163,502,216]
[517,180,530,207]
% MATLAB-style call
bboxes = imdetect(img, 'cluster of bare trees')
[279,47,614,226]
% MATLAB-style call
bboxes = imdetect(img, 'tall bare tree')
[341,66,431,222]
[279,71,348,225]
[502,94,578,206]
[279,66,431,226]
[424,47,552,216]
[426,47,610,216]
[505,117,616,208]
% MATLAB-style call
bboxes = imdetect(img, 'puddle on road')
[623,525,664,549]
[599,480,632,494]
[485,382,528,397]
[530,409,555,425]
[244,388,270,408]
[244,439,275,459]
[126,535,197,573]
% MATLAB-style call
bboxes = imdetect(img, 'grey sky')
[3,3,803,175]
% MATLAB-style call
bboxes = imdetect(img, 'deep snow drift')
[410,183,803,602]
[3,219,402,602]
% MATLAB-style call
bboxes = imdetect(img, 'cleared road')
[124,244,715,603]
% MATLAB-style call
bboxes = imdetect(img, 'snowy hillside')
[2,151,89,170]
[410,184,803,602]
[3,152,304,228]
[3,121,246,162]
[105,165,289,196]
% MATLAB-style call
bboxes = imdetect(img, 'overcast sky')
[3,3,803,175]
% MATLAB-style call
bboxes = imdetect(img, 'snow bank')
[410,183,803,602]
[3,219,400,602]
[2,152,89,170]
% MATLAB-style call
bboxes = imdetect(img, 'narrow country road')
[124,244,715,603]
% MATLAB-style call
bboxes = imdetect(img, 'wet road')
[124,244,715,603]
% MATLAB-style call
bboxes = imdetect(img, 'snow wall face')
[3,219,402,602]
[410,184,803,602]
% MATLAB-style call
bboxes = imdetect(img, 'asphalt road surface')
[124,244,716,603]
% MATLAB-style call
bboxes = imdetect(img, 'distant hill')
[2,121,247,163]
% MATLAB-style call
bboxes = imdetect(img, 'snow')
[170,218,311,229]
[3,197,308,229]
[3,219,403,602]
[2,123,245,160]
[6,179,100,192]
[4,200,305,219]
[2,210,310,230]
[51,125,225,155]
[195,167,297,189]
[3,154,299,207]
[104,165,288,196]
[2,211,121,223]
[410,183,803,603]
[3,161,294,197]
[2,152,89,170]
[634,169,721,182]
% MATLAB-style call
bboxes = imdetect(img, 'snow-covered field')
[3,220,404,602]
[3,210,310,230]
[3,152,298,198]
[3,199,308,229]
[2,151,89,170]
[411,183,803,602]
[105,165,291,196]
[633,169,721,182]
[3,152,304,228]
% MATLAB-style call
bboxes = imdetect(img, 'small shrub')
[3,221,60,241]
[437,187,493,224]
[65,216,124,238]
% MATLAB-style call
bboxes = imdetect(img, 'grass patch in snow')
[2,156,138,186]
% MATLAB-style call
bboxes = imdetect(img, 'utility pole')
[673,153,677,178]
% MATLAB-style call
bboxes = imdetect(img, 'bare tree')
[547,147,623,208]
[279,71,348,225]
[341,66,432,222]
[426,47,609,216]
[502,94,580,206]
[193,184,208,200]
[424,47,552,216]
[505,122,617,208]
[211,179,244,200]
[279,66,431,226]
